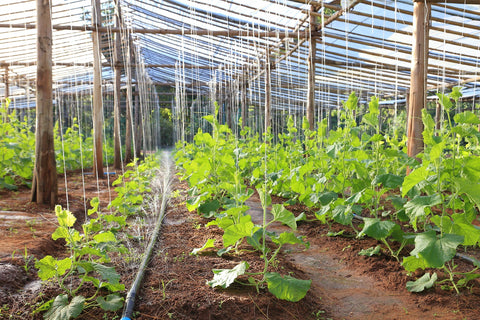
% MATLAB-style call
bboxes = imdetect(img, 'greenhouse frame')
[2,0,480,319]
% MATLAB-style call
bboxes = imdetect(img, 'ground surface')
[1,169,480,319]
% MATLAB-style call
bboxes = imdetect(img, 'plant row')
[33,154,162,319]
[176,90,480,297]
[0,98,114,190]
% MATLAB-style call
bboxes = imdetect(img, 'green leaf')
[315,205,331,223]
[265,272,311,302]
[271,204,297,230]
[207,261,249,289]
[454,178,480,210]
[449,86,463,102]
[410,231,463,268]
[91,262,121,284]
[223,215,256,247]
[369,133,384,142]
[406,273,438,293]
[93,231,116,243]
[55,205,76,227]
[345,191,363,205]
[432,214,480,246]
[35,256,72,280]
[88,197,100,216]
[198,199,220,216]
[358,245,381,257]
[344,92,358,111]
[327,230,345,237]
[310,191,338,206]
[404,194,442,231]
[454,111,480,124]
[257,188,272,208]
[429,140,446,162]
[52,226,69,241]
[402,166,431,197]
[191,238,216,255]
[272,232,308,248]
[402,255,428,272]
[96,294,124,311]
[462,157,480,181]
[372,174,403,189]
[246,228,264,251]
[217,246,233,257]
[44,294,85,320]
[358,218,400,240]
[206,216,235,230]
[437,93,453,111]
[332,205,353,226]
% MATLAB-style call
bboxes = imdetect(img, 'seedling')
[34,203,124,319]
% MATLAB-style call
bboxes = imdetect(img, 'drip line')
[121,154,171,320]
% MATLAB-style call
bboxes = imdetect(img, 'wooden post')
[125,56,133,163]
[4,67,9,99]
[327,108,331,135]
[241,81,248,129]
[307,6,318,131]
[226,85,232,129]
[407,0,430,159]
[265,53,272,133]
[435,100,441,135]
[92,0,104,177]
[31,0,57,205]
[113,0,122,170]
[218,82,224,124]
[378,105,383,133]
[134,90,142,159]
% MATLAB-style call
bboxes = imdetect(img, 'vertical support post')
[407,0,430,159]
[307,6,318,131]
[31,0,57,205]
[92,0,104,177]
[113,0,122,170]
[4,66,9,99]
[134,91,142,159]
[435,100,441,135]
[226,85,232,129]
[218,82,224,124]
[327,108,331,135]
[241,80,248,129]
[264,53,272,133]
[125,53,133,163]
[378,105,383,133]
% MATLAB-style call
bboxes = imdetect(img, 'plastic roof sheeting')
[0,0,480,110]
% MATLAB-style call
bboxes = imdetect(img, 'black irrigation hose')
[352,213,479,267]
[121,163,170,320]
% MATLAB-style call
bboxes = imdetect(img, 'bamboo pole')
[31,0,57,206]
[134,91,142,159]
[307,5,318,131]
[125,78,133,163]
[4,67,8,99]
[241,80,248,129]
[113,0,122,170]
[92,0,104,177]
[407,1,430,159]
[0,23,318,38]
[265,52,272,133]
[435,100,441,135]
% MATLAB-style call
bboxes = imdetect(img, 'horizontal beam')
[427,0,480,3]
[0,23,320,39]
[0,61,215,69]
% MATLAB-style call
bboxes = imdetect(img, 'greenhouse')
[1,0,480,319]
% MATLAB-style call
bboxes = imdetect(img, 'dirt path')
[246,198,475,320]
